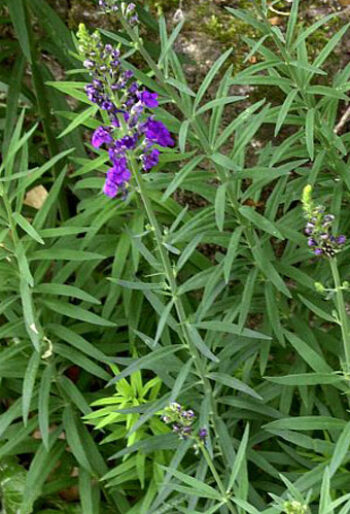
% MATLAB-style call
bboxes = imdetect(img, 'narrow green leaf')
[286,0,300,47]
[195,48,232,107]
[265,416,346,431]
[79,468,100,514]
[228,424,250,491]
[265,373,342,386]
[54,344,111,380]
[20,278,41,350]
[155,299,174,343]
[275,89,298,136]
[239,206,284,239]
[58,105,98,138]
[6,0,31,63]
[177,233,202,271]
[330,421,350,477]
[238,268,258,332]
[12,212,44,244]
[170,359,193,403]
[179,120,190,153]
[224,227,243,284]
[305,108,315,161]
[31,249,104,261]
[35,283,101,305]
[291,12,339,51]
[21,439,64,514]
[108,346,182,386]
[22,351,40,425]
[162,155,204,200]
[38,363,53,450]
[298,295,336,324]
[209,373,262,400]
[186,323,219,363]
[159,465,222,500]
[195,321,271,340]
[314,23,350,69]
[43,299,116,327]
[59,376,91,416]
[285,331,331,373]
[63,405,93,473]
[195,96,244,116]
[167,77,196,97]
[215,183,226,232]
[307,85,349,100]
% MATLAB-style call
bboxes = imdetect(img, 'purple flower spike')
[92,126,113,148]
[79,27,174,200]
[139,90,159,109]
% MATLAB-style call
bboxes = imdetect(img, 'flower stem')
[201,446,237,514]
[330,257,350,373]
[129,157,227,463]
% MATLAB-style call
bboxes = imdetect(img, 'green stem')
[330,257,350,372]
[201,446,237,514]
[129,157,226,457]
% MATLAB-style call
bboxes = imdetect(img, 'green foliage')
[2,0,350,512]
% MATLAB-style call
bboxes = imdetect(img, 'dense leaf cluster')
[2,1,350,513]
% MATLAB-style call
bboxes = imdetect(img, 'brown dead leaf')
[24,185,48,210]
[339,0,350,5]
[269,16,281,26]
[59,486,79,502]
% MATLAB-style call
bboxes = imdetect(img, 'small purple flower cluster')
[161,403,208,443]
[98,0,138,24]
[304,206,346,258]
[77,24,174,198]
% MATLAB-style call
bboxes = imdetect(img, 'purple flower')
[182,426,192,438]
[129,82,139,95]
[124,70,134,80]
[337,235,346,245]
[308,238,317,247]
[314,248,323,256]
[103,180,118,198]
[84,59,95,70]
[138,90,159,109]
[198,428,208,441]
[91,126,113,148]
[323,214,335,223]
[181,409,195,420]
[142,148,160,171]
[144,118,174,147]
[126,2,136,13]
[101,100,114,111]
